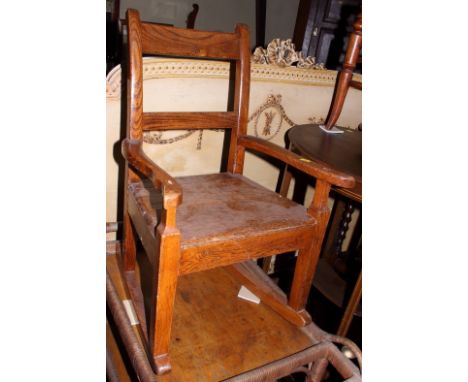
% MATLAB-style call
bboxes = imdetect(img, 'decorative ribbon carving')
[143,94,296,149]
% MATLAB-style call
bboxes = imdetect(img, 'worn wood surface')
[107,251,313,381]
[228,261,312,326]
[239,135,355,188]
[129,173,317,275]
[142,112,237,131]
[121,8,356,373]
[123,139,182,208]
[141,23,240,60]
[227,24,251,174]
[281,17,363,337]
[288,125,362,202]
[150,210,181,374]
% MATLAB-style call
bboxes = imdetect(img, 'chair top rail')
[141,22,241,60]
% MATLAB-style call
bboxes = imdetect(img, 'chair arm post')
[307,179,332,225]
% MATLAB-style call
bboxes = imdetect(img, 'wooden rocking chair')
[120,8,356,376]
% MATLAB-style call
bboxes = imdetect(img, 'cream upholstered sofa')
[106,58,362,230]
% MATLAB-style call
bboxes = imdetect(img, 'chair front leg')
[149,207,181,375]
[289,179,331,312]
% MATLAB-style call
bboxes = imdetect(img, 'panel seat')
[128,173,317,273]
[120,8,356,374]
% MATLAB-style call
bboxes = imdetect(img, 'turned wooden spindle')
[324,14,362,130]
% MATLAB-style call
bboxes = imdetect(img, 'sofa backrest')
[106,58,362,225]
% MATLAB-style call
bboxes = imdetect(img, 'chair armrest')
[122,139,182,208]
[238,135,355,189]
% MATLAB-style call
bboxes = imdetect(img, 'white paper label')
[122,299,140,325]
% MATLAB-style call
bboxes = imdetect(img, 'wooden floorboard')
[107,252,314,381]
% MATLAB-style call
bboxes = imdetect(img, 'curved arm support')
[122,138,183,209]
[238,135,355,189]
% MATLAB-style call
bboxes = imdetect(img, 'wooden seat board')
[129,172,316,246]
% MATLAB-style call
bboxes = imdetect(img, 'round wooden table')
[287,123,362,337]
[288,124,361,202]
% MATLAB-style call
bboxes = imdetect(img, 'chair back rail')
[142,111,237,130]
[126,8,250,174]
[141,23,240,60]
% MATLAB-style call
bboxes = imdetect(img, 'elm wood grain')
[127,186,158,261]
[123,139,182,208]
[228,261,312,326]
[141,23,240,60]
[107,250,361,381]
[149,211,181,374]
[108,251,312,381]
[166,268,314,381]
[129,173,317,276]
[130,174,315,242]
[123,13,253,370]
[289,180,331,312]
[227,24,251,174]
[142,112,237,131]
[126,11,144,141]
[123,167,139,273]
[324,14,362,131]
[180,227,311,275]
[122,9,355,374]
[175,173,315,243]
[122,5,145,277]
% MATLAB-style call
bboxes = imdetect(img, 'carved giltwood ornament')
[252,39,325,70]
